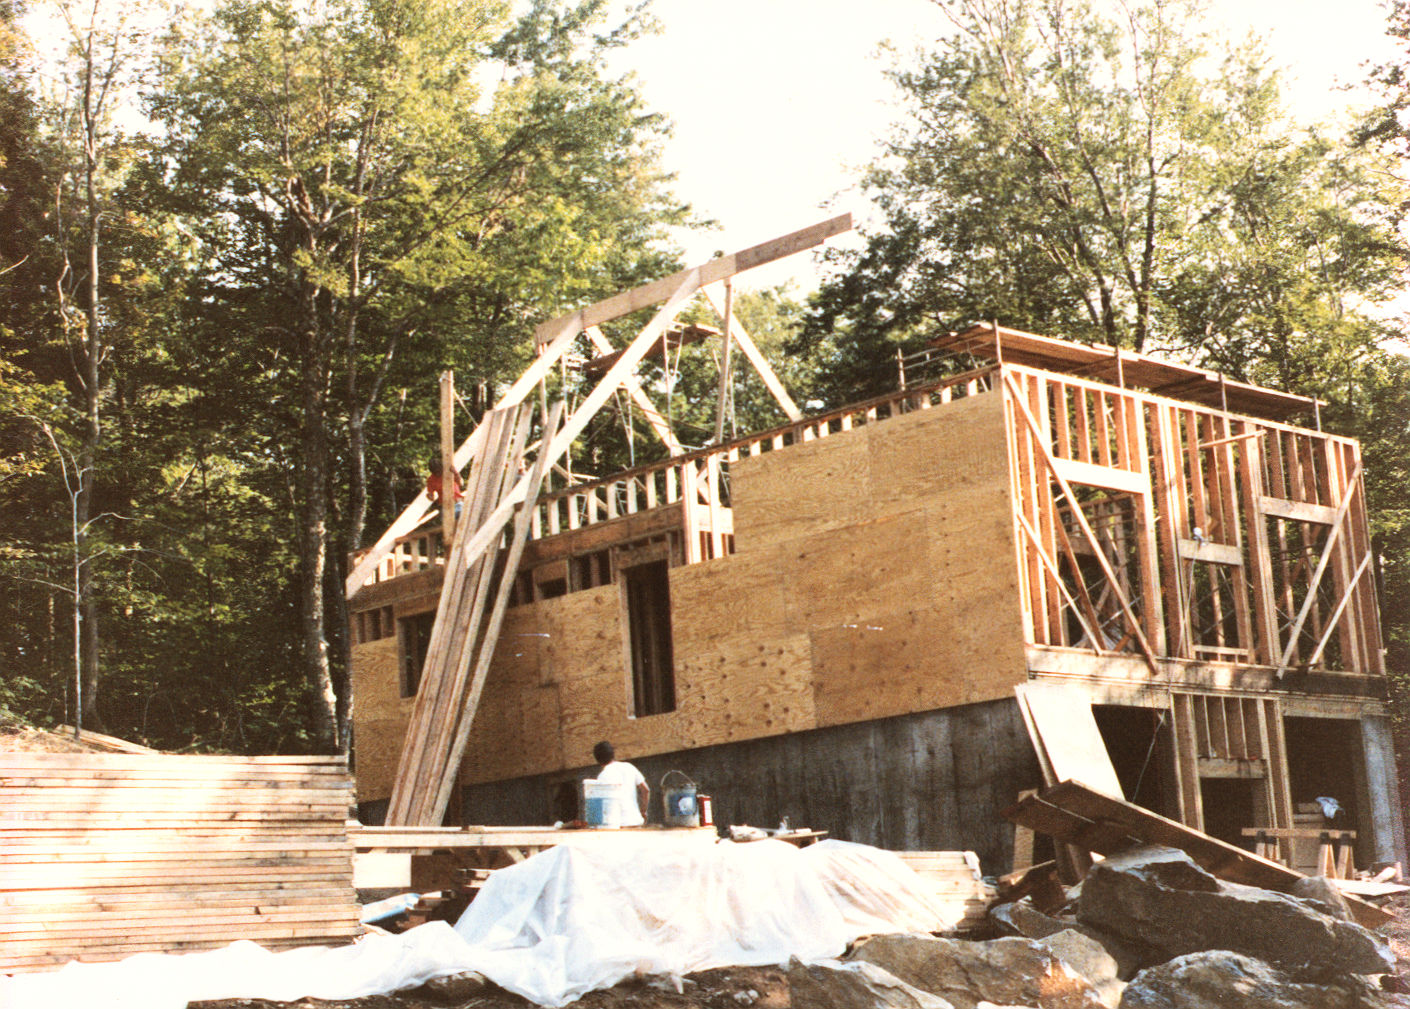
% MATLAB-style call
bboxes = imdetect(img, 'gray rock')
[993,901,1143,981]
[1076,846,1393,981]
[417,969,490,1002]
[1038,930,1125,1009]
[992,901,1074,939]
[787,956,956,1009]
[1290,875,1354,922]
[1118,950,1384,1009]
[849,933,1108,1009]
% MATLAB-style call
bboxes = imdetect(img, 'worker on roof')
[593,740,649,827]
[425,456,464,514]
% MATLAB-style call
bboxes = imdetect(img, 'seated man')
[593,740,649,826]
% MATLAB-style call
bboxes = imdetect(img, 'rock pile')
[794,845,1400,1009]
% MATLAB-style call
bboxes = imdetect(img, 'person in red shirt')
[426,457,464,514]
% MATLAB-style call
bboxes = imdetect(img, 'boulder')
[1076,846,1393,981]
[415,970,490,1003]
[1289,875,1354,923]
[1118,950,1386,1009]
[993,901,1142,980]
[1037,930,1125,1008]
[849,933,1108,1009]
[787,956,956,1009]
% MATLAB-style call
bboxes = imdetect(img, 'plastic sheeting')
[0,838,958,1009]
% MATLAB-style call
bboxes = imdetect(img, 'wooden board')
[1014,682,1124,798]
[0,754,359,972]
[1002,779,1390,928]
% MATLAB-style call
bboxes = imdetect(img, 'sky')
[612,0,1403,293]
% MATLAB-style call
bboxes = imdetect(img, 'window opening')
[623,559,675,717]
[399,611,436,697]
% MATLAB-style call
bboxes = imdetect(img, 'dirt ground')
[187,965,790,1009]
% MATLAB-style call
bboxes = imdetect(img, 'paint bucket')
[582,779,621,828]
[661,770,699,828]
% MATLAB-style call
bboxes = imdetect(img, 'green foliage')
[801,0,1407,408]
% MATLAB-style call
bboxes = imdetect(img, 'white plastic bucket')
[582,779,621,828]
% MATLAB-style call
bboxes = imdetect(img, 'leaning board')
[0,753,360,972]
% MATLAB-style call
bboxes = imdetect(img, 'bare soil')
[188,965,790,1009]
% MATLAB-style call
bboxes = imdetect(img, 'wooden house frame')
[346,221,1405,874]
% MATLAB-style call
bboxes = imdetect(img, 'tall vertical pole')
[713,280,735,444]
[439,371,455,542]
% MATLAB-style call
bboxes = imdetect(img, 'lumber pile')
[385,402,563,826]
[892,850,995,932]
[0,753,359,973]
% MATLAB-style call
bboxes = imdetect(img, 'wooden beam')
[1051,457,1148,496]
[701,284,803,423]
[533,213,852,346]
[1258,496,1338,526]
[713,279,735,443]
[1274,461,1364,677]
[439,371,456,541]
[1177,538,1244,566]
[426,402,565,825]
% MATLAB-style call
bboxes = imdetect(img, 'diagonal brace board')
[701,283,803,423]
[1273,460,1364,676]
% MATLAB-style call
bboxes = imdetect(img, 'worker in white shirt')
[592,740,649,826]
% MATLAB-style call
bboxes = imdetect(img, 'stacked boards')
[891,850,995,932]
[0,753,359,972]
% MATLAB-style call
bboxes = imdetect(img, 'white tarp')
[0,838,959,1009]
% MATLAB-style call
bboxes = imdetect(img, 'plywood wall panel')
[867,393,1010,508]
[352,639,403,722]
[670,550,790,651]
[354,716,407,803]
[675,632,815,745]
[538,586,624,686]
[782,510,936,631]
[730,430,872,551]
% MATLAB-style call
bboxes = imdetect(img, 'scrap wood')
[1002,779,1392,929]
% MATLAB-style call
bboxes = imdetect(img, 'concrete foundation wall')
[429,697,1041,874]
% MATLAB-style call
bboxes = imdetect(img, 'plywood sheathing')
[429,387,1026,790]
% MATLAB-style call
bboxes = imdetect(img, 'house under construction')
[344,217,1406,874]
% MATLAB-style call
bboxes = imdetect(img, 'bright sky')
[616,0,1403,293]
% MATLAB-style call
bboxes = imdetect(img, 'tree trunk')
[297,277,339,752]
[77,63,103,732]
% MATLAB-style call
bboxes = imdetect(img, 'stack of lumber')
[0,753,359,973]
[386,402,563,826]
[892,850,995,933]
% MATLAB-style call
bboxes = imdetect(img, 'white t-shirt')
[595,760,647,826]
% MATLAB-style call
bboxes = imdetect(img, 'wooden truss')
[366,216,852,825]
[347,213,849,599]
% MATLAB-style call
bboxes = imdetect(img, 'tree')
[151,0,685,750]
[800,0,1406,407]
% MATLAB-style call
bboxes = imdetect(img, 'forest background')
[2,0,1410,766]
